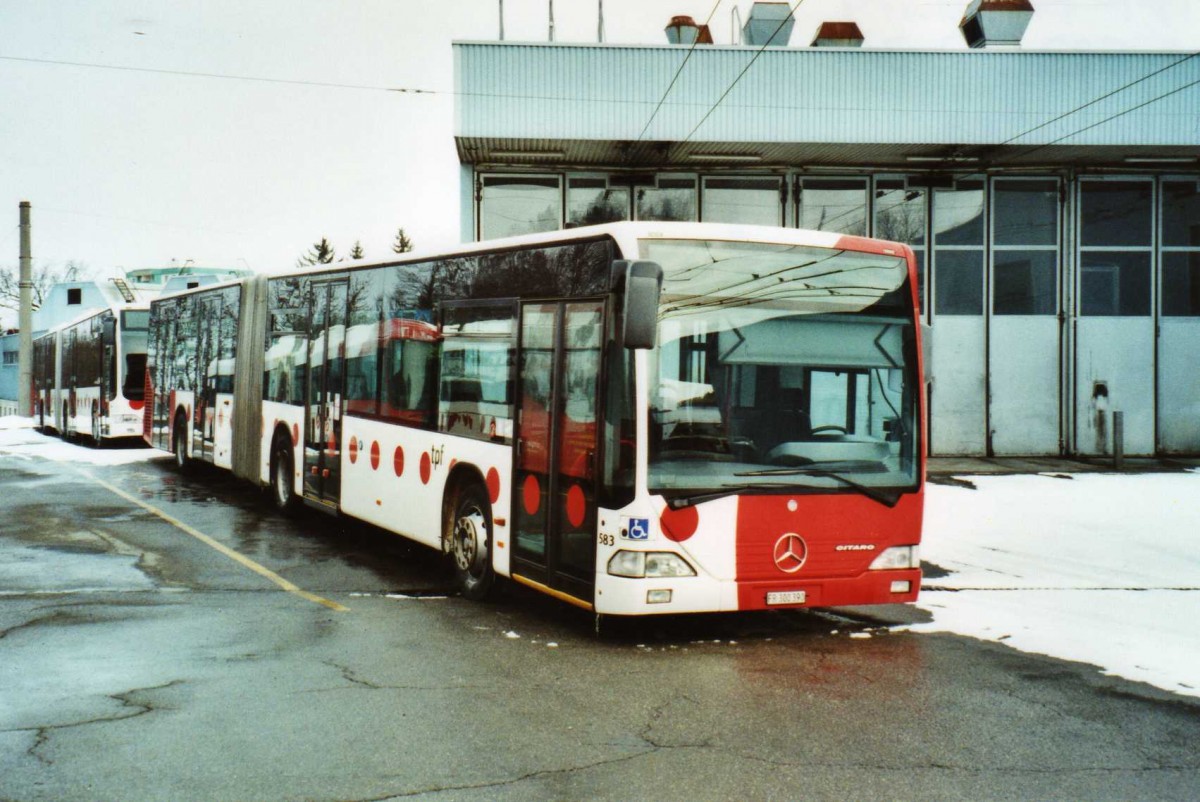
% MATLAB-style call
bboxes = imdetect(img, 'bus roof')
[151,222,912,301]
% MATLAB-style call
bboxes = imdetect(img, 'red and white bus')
[33,305,150,442]
[146,223,925,615]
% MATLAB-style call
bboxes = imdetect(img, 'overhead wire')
[633,0,724,146]
[6,52,1196,122]
[996,74,1200,165]
[0,54,436,95]
[679,0,807,146]
[994,51,1200,148]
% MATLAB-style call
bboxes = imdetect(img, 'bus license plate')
[766,590,806,606]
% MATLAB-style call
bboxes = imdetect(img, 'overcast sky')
[1,0,1198,285]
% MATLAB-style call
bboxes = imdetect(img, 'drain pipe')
[1112,410,1124,470]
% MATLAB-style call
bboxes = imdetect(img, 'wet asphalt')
[1,445,1198,801]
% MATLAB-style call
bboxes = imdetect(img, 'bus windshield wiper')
[733,467,900,508]
[665,483,796,510]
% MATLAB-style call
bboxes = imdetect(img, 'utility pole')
[17,201,32,417]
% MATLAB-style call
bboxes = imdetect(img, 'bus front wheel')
[449,484,496,601]
[271,439,300,517]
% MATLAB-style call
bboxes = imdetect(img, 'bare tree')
[0,259,85,313]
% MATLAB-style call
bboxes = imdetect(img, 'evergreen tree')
[349,241,365,260]
[392,227,414,254]
[296,238,336,268]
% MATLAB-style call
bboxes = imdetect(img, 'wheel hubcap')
[453,507,486,575]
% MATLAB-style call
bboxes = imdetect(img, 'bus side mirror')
[615,260,663,350]
[102,317,116,346]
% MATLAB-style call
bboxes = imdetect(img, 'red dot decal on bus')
[292,423,300,446]
[370,441,380,471]
[566,484,586,528]
[522,475,540,515]
[129,400,144,411]
[348,437,359,464]
[660,506,699,542]
[486,467,501,504]
[420,452,431,484]
[393,445,405,476]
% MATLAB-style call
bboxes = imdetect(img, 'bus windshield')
[121,310,150,330]
[639,238,920,501]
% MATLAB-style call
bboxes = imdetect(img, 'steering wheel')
[810,425,848,436]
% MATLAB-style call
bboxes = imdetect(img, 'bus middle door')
[303,280,348,509]
[197,295,223,463]
[512,300,605,607]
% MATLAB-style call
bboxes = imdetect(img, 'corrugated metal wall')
[456,42,1200,147]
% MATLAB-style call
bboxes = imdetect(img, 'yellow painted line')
[511,574,593,612]
[85,473,348,612]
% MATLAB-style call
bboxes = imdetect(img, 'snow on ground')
[913,472,1200,698]
[3,413,1197,697]
[0,415,165,466]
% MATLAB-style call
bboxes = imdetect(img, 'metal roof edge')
[452,40,1199,57]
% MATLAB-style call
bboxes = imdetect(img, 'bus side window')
[382,323,439,429]
[345,269,385,417]
[438,302,515,443]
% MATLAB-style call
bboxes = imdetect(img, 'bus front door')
[303,280,348,509]
[512,300,605,607]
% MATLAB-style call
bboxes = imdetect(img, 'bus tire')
[271,438,301,517]
[448,483,496,601]
[172,413,191,472]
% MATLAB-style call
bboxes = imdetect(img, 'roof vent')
[959,0,1034,48]
[665,15,713,45]
[742,2,795,47]
[811,21,864,47]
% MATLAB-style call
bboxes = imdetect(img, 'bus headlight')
[607,550,696,578]
[868,546,919,571]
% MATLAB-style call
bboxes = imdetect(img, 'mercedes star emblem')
[773,533,808,573]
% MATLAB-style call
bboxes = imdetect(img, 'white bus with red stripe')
[33,305,150,443]
[146,223,925,616]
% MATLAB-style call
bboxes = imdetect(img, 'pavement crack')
[0,610,85,640]
[637,693,713,750]
[6,679,185,766]
[317,660,477,693]
[353,749,656,800]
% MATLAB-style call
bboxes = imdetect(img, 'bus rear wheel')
[449,484,496,601]
[271,439,300,517]
[172,415,191,472]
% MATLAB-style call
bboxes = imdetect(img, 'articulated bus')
[146,223,925,616]
[33,305,150,442]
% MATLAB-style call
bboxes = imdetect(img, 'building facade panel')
[456,42,1200,147]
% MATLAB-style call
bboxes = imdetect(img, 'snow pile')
[0,417,164,466]
[913,472,1200,698]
